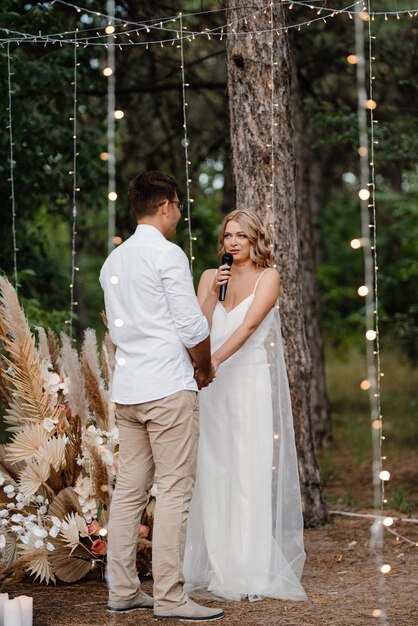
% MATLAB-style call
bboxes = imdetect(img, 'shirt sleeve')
[159,245,209,349]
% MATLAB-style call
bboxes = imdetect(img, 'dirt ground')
[8,513,418,626]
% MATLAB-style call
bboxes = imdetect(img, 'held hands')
[194,363,216,390]
[210,263,232,295]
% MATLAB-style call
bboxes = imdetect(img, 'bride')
[184,209,306,602]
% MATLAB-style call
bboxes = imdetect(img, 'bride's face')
[223,220,251,263]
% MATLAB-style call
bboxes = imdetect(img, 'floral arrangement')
[0,277,153,584]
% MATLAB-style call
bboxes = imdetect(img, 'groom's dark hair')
[129,170,178,220]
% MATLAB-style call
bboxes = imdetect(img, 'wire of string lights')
[179,13,195,273]
[68,36,79,338]
[6,43,18,292]
[106,0,116,254]
[354,8,388,624]
[2,0,417,48]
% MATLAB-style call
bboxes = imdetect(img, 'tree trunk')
[290,57,332,452]
[225,1,328,525]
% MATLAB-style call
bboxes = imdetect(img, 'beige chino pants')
[106,390,199,610]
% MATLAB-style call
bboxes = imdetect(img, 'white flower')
[59,379,69,395]
[0,475,5,486]
[34,540,44,549]
[16,502,24,510]
[38,506,47,515]
[87,425,97,434]
[46,542,55,552]
[49,526,60,538]
[50,516,62,528]
[42,418,56,433]
[7,503,14,509]
[21,534,31,544]
[1,519,8,526]
[33,527,48,538]
[4,484,15,494]
[0,510,9,519]
[11,525,23,533]
[36,495,44,503]
[16,492,24,501]
[11,514,24,523]
[0,534,5,549]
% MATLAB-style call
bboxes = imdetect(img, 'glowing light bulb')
[350,238,362,249]
[114,110,125,119]
[358,286,369,296]
[103,67,113,77]
[379,470,390,481]
[347,54,358,64]
[114,319,124,327]
[365,99,377,110]
[366,330,377,341]
[110,275,119,284]
[380,564,391,573]
[105,25,115,34]
[358,146,368,157]
[99,527,108,536]
[359,188,370,200]
[372,609,382,618]
[117,357,126,366]
[383,517,393,527]
[108,191,118,201]
[360,379,371,390]
[100,152,109,161]
[372,419,381,430]
[114,236,123,245]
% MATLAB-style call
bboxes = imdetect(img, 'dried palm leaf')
[49,541,93,583]
[60,333,89,424]
[19,459,51,498]
[0,276,29,348]
[48,486,83,520]
[1,334,52,432]
[0,553,37,586]
[39,436,67,471]
[0,363,12,406]
[18,538,56,584]
[0,445,21,482]
[1,530,18,565]
[81,329,108,430]
[36,327,50,363]
[6,423,50,464]
[47,328,60,373]
[60,511,88,551]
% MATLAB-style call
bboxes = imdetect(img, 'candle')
[0,593,9,626]
[17,598,32,626]
[3,598,21,626]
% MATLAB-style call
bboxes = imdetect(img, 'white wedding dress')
[184,276,306,601]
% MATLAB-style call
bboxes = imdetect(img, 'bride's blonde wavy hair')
[217,209,274,268]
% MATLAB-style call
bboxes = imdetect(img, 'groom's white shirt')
[100,224,209,404]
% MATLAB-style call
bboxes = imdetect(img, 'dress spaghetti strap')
[252,268,270,294]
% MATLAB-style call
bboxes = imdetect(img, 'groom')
[100,171,224,621]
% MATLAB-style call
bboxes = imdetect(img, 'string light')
[68,36,79,338]
[179,13,194,272]
[6,43,18,292]
[106,0,116,254]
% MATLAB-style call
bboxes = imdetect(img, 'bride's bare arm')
[211,269,280,369]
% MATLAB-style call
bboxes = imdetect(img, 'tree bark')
[290,57,332,452]
[225,1,328,525]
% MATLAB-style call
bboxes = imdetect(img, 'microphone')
[219,252,233,302]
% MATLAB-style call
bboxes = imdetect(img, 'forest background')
[0,0,417,515]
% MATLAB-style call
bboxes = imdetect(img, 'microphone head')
[221,252,233,267]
